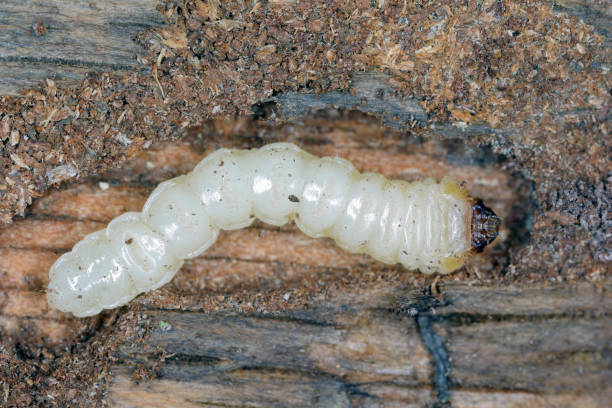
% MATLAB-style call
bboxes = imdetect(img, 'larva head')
[471,199,501,252]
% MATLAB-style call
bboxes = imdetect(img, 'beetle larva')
[47,143,500,317]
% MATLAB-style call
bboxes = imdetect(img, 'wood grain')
[0,129,516,337]
[0,1,609,406]
[109,280,611,407]
[0,124,608,406]
[1,0,607,97]
[0,0,163,95]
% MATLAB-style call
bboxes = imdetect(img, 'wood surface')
[0,0,610,407]
[110,282,611,408]
[1,123,609,406]
[0,0,608,116]
[0,0,164,95]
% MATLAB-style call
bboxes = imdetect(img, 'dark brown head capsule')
[471,199,501,252]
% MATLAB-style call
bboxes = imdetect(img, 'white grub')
[48,143,474,317]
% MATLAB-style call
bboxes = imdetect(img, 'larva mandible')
[47,143,500,317]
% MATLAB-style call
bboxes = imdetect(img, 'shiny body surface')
[48,143,474,317]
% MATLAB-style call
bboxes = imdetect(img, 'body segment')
[47,143,500,317]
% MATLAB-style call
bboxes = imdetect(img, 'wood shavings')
[9,154,29,170]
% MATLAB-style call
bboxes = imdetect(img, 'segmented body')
[47,143,489,317]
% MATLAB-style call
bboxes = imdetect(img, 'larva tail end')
[471,199,501,252]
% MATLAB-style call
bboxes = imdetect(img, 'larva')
[47,143,500,317]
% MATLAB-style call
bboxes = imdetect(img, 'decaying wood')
[0,122,516,341]
[1,122,609,406]
[0,0,163,95]
[1,0,608,97]
[0,0,610,406]
[109,281,611,407]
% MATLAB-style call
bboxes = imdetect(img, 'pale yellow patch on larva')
[440,254,468,274]
[441,176,469,202]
